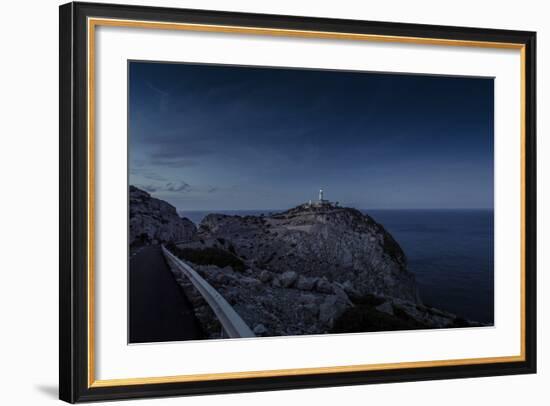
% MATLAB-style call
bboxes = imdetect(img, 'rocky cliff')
[166,202,478,338]
[136,195,481,338]
[129,185,196,246]
[198,203,420,304]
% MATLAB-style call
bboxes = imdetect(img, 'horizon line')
[177,207,495,212]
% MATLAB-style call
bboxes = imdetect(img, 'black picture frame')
[60,1,537,403]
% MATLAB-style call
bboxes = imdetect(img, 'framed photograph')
[59,2,536,403]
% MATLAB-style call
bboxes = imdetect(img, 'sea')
[180,209,494,324]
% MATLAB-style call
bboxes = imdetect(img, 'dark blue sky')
[129,61,494,211]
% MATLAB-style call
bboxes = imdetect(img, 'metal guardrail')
[161,245,255,338]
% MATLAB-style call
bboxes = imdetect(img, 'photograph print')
[128,61,494,344]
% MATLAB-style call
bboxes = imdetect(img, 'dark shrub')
[131,233,152,249]
[331,305,427,334]
[392,305,417,323]
[173,247,246,272]
[353,294,385,307]
[451,317,471,328]
[165,241,177,252]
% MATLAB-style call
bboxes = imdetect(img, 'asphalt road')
[129,245,203,343]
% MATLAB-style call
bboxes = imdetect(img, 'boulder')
[258,270,272,283]
[295,276,317,291]
[271,277,281,288]
[253,324,268,335]
[333,285,351,304]
[375,301,394,316]
[315,277,334,294]
[240,277,262,287]
[298,293,317,305]
[279,271,298,288]
[318,295,348,327]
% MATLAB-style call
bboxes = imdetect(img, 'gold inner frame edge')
[87,17,527,388]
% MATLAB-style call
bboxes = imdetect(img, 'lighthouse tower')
[309,188,331,208]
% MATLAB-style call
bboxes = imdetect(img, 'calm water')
[180,209,494,324]
[368,210,494,324]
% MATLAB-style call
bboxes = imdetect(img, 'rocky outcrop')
[198,203,420,304]
[146,196,481,338]
[164,203,437,337]
[129,185,196,246]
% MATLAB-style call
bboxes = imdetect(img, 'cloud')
[165,181,191,192]
[143,145,211,168]
[148,157,198,168]
[130,167,167,181]
[136,181,192,194]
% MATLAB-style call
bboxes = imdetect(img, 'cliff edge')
[129,185,196,246]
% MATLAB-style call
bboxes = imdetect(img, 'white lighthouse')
[307,188,332,208]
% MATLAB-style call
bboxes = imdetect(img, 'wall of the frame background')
[0,0,546,405]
